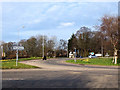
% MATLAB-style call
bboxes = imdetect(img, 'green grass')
[1,57,42,69]
[66,58,120,66]
[3,57,42,62]
[2,57,51,62]
[1,61,39,69]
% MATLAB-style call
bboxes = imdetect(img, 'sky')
[1,1,118,42]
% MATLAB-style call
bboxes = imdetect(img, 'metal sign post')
[13,46,24,66]
[15,26,24,66]
[13,46,24,50]
[16,48,18,66]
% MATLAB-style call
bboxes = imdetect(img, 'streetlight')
[16,26,24,66]
[42,35,44,58]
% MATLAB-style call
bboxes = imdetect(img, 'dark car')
[76,55,83,58]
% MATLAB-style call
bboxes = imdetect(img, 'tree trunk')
[118,48,120,63]
[113,50,115,63]
[113,48,118,64]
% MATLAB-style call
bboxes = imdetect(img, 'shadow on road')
[2,70,118,88]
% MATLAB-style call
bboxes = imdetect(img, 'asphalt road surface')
[2,58,120,88]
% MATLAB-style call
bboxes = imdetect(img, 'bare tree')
[100,15,118,64]
[118,16,120,61]
[56,39,67,57]
[75,27,92,57]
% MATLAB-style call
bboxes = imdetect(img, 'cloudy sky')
[2,1,118,42]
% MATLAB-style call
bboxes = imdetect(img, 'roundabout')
[2,58,119,88]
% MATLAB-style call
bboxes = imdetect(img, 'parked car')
[88,55,97,58]
[76,55,83,58]
[95,54,102,57]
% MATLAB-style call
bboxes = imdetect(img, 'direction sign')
[13,46,24,50]
[90,52,94,55]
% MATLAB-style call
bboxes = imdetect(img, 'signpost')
[15,25,24,66]
[90,52,94,55]
[13,46,24,50]
[13,46,24,66]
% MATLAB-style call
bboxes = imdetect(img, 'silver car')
[88,55,97,58]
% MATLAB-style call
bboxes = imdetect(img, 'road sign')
[13,46,24,50]
[90,52,94,55]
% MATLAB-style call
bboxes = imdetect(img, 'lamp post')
[42,35,44,58]
[16,26,24,66]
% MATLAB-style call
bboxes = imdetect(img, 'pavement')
[2,58,120,88]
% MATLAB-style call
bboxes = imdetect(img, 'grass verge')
[1,57,42,69]
[66,58,120,66]
[5,57,42,62]
[1,61,39,69]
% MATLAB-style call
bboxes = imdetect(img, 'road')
[2,58,120,88]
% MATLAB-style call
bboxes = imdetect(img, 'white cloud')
[58,22,75,28]
[46,5,59,13]
[2,2,118,42]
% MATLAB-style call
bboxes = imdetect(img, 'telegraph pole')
[43,35,44,58]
